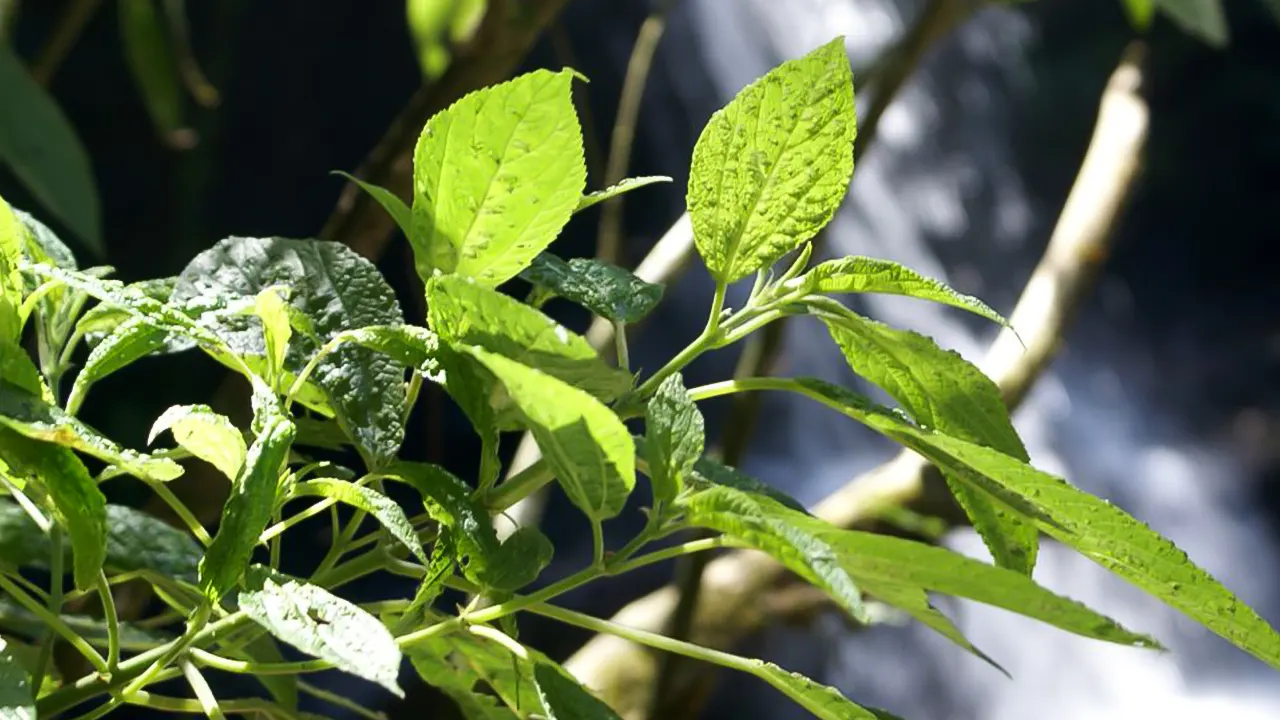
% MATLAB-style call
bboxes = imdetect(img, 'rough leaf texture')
[644,374,704,507]
[171,237,407,467]
[292,478,426,564]
[575,175,672,213]
[149,404,246,482]
[411,68,586,286]
[519,253,665,324]
[688,37,855,283]
[239,566,403,696]
[806,256,1009,327]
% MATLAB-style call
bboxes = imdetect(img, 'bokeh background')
[3,0,1279,718]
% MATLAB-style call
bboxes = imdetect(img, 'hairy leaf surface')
[644,374,704,507]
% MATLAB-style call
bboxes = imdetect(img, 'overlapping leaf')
[519,253,665,324]
[643,374,704,507]
[804,256,1009,327]
[292,478,426,564]
[149,404,246,482]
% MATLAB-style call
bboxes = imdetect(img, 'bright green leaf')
[822,309,1037,575]
[0,47,101,254]
[463,348,635,521]
[405,0,486,80]
[753,662,898,720]
[788,377,1280,667]
[687,37,855,283]
[170,237,407,467]
[0,338,47,401]
[518,253,665,324]
[644,373,703,508]
[336,324,441,377]
[0,380,182,482]
[427,274,630,406]
[148,404,246,482]
[65,316,168,414]
[575,176,672,213]
[0,428,105,589]
[332,172,417,244]
[1121,0,1156,28]
[804,256,1009,327]
[292,477,426,564]
[0,197,25,342]
[678,484,868,624]
[238,565,403,696]
[0,637,33,720]
[253,286,292,384]
[411,68,586,286]
[0,502,201,579]
[198,399,295,601]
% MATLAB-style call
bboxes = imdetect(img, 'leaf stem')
[635,280,727,397]
[180,659,228,720]
[614,320,630,371]
[95,571,121,673]
[591,520,606,567]
[32,526,64,696]
[145,479,212,545]
[120,603,212,697]
[188,648,333,675]
[0,572,107,673]
[483,459,553,513]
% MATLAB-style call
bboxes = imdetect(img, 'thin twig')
[562,43,1150,716]
[597,0,679,265]
[30,0,103,85]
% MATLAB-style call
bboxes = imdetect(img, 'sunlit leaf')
[575,175,672,213]
[149,404,246,482]
[292,477,426,564]
[804,256,1009,327]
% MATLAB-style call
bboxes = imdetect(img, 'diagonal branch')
[561,42,1150,718]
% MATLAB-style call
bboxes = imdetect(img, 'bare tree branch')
[561,42,1151,718]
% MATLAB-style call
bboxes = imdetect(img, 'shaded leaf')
[753,662,899,720]
[292,478,426,564]
[519,253,665,324]
[119,0,188,144]
[823,310,1037,575]
[149,404,246,482]
[1156,0,1228,46]
[463,349,635,521]
[805,256,1009,327]
[0,47,101,254]
[0,428,105,589]
[170,237,407,467]
[337,324,441,377]
[0,379,183,482]
[644,373,703,507]
[239,565,403,696]
[575,175,672,213]
[333,172,416,244]
[411,69,585,286]
[858,579,1004,673]
[531,657,623,719]
[678,484,868,623]
[687,37,855,283]
[0,636,34,720]
[0,600,170,651]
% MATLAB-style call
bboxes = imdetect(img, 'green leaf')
[858,579,1004,673]
[0,197,26,342]
[238,565,403,696]
[427,274,630,406]
[0,599,171,652]
[753,662,898,720]
[0,379,182,482]
[0,502,202,580]
[575,176,672,213]
[75,276,178,346]
[252,286,292,384]
[65,316,169,414]
[644,373,703,508]
[1156,0,1228,46]
[198,395,295,601]
[804,256,1009,327]
[119,0,187,144]
[463,348,636,521]
[292,477,426,564]
[531,657,623,720]
[405,0,486,80]
[332,172,417,244]
[383,462,552,591]
[0,429,105,590]
[13,207,75,271]
[0,338,48,401]
[411,68,586,286]
[0,637,34,720]
[822,310,1037,575]
[687,37,855,283]
[170,237,408,467]
[518,253,665,324]
[789,377,1280,666]
[0,47,101,254]
[337,324,441,377]
[678,483,868,624]
[1121,0,1156,28]
[149,404,246,482]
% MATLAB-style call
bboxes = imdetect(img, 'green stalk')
[0,573,107,673]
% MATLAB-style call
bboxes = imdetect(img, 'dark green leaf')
[239,565,403,696]
[0,47,101,254]
[0,599,170,651]
[428,275,630,405]
[678,484,868,623]
[823,310,1037,575]
[65,316,169,414]
[383,462,551,591]
[411,69,586,286]
[0,637,34,720]
[575,176,672,213]
[0,338,47,401]
[531,657,622,720]
[119,0,188,144]
[687,37,855,283]
[0,428,105,589]
[790,377,1280,665]
[333,172,416,244]
[685,450,808,514]
[199,396,295,601]
[644,374,703,507]
[463,348,635,521]
[0,379,183,482]
[858,579,1004,673]
[1156,0,1228,46]
[149,404,246,482]
[170,237,407,467]
[292,477,426,563]
[519,253,665,324]
[804,257,1009,327]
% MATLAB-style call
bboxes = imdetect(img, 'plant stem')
[180,659,227,720]
[30,0,103,85]
[614,320,631,371]
[635,280,727,397]
[591,520,606,567]
[483,459,553,513]
[188,648,333,675]
[298,679,389,720]
[0,572,107,673]
[120,603,211,697]
[95,571,121,673]
[32,526,63,696]
[146,479,212,545]
[260,496,337,542]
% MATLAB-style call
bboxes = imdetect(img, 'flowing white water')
[671,1,1280,717]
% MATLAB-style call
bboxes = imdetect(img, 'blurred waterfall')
[649,1,1280,717]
